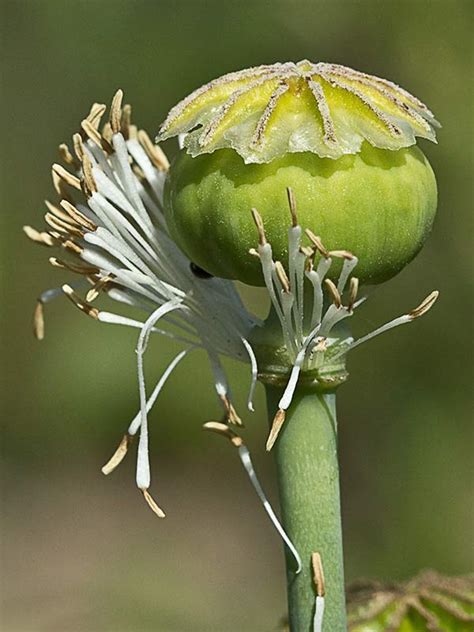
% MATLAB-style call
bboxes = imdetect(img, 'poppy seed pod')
[159,61,439,286]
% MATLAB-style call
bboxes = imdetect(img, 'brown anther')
[60,200,96,231]
[33,301,45,341]
[128,124,138,140]
[275,261,291,293]
[300,245,314,258]
[101,434,132,475]
[266,408,286,451]
[52,163,81,191]
[23,225,55,247]
[324,278,342,308]
[348,277,359,311]
[83,118,114,154]
[86,274,114,302]
[59,143,77,167]
[121,103,132,139]
[305,229,329,258]
[44,212,83,237]
[62,239,83,255]
[312,552,326,597]
[45,199,81,227]
[110,89,124,134]
[86,103,107,129]
[62,284,99,319]
[286,187,298,227]
[328,249,354,260]
[202,421,243,448]
[49,257,99,276]
[137,129,170,171]
[251,208,267,246]
[101,121,113,143]
[73,133,85,162]
[142,489,166,518]
[220,394,242,425]
[409,290,439,320]
[81,154,97,197]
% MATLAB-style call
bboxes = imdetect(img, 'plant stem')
[265,384,346,632]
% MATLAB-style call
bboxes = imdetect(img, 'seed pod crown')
[158,60,439,164]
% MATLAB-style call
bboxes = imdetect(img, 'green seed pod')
[159,61,439,286]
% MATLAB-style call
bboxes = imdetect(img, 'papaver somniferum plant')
[26,61,471,632]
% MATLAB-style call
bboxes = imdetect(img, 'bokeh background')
[2,1,473,630]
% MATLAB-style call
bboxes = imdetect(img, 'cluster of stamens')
[26,92,438,533]
[248,189,438,450]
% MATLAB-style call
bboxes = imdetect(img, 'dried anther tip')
[266,408,286,451]
[305,229,329,258]
[312,552,326,597]
[286,187,298,227]
[324,278,342,308]
[110,89,124,134]
[409,290,439,319]
[59,143,76,166]
[73,133,85,162]
[52,164,81,191]
[138,129,170,171]
[203,421,243,447]
[33,301,45,340]
[348,277,359,311]
[86,103,107,129]
[220,394,242,425]
[23,225,55,246]
[275,261,291,293]
[62,284,99,319]
[328,249,354,260]
[102,434,132,475]
[251,208,267,246]
[142,489,166,518]
[81,154,97,196]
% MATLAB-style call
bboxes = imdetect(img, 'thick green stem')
[266,384,346,632]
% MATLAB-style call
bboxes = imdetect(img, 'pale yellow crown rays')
[157,60,439,164]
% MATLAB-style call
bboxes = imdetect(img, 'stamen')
[73,133,85,162]
[23,225,56,247]
[58,143,77,167]
[266,408,286,451]
[142,489,166,518]
[59,200,97,231]
[81,154,98,197]
[409,290,439,319]
[81,118,113,154]
[348,290,439,351]
[137,130,170,171]
[348,277,359,311]
[52,164,81,191]
[305,229,329,258]
[324,278,342,308]
[312,552,326,632]
[286,187,298,227]
[33,301,45,340]
[62,284,99,319]
[275,261,291,293]
[203,421,302,574]
[86,274,114,302]
[110,89,124,134]
[86,102,107,129]
[251,208,267,246]
[101,434,132,475]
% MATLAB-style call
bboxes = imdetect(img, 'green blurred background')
[1,1,473,630]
